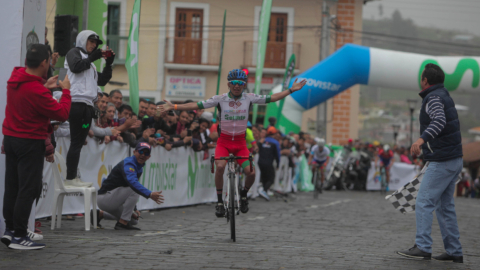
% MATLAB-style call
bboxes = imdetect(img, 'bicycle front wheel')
[229,173,236,242]
[313,169,319,199]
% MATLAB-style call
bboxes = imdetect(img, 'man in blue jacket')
[396,64,463,263]
[97,142,164,230]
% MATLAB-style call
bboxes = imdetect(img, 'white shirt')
[197,92,271,138]
[310,145,330,162]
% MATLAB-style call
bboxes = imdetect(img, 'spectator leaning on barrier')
[1,44,72,250]
[96,142,164,230]
[64,30,114,187]
[396,63,464,263]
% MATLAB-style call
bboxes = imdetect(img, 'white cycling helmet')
[315,138,326,147]
[383,144,390,151]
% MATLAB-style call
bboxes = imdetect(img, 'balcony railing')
[107,35,128,65]
[244,41,301,69]
[165,37,221,66]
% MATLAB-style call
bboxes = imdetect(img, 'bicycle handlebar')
[210,154,253,173]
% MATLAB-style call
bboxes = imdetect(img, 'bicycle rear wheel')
[313,169,319,199]
[229,173,236,242]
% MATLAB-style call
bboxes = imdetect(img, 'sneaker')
[396,245,431,260]
[1,229,14,247]
[433,253,463,263]
[8,236,45,250]
[114,222,140,230]
[240,197,249,213]
[64,177,93,187]
[258,189,270,201]
[90,209,103,228]
[267,190,274,197]
[215,203,225,218]
[27,230,43,241]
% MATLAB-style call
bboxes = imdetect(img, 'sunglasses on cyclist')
[228,80,246,86]
[138,150,151,157]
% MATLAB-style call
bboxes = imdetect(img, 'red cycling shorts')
[215,134,252,169]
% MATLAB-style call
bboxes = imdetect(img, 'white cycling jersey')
[311,145,330,162]
[197,92,271,139]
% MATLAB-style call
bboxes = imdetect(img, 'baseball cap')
[135,142,151,152]
[88,34,103,45]
[267,126,278,135]
[348,138,353,143]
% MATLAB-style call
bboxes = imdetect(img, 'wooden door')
[174,9,203,64]
[265,13,287,68]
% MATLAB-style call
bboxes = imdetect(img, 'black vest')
[419,84,462,161]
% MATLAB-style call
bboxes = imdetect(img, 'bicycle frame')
[211,153,253,242]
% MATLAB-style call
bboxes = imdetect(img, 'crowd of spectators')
[54,91,218,154]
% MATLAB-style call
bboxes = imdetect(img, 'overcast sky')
[363,0,480,36]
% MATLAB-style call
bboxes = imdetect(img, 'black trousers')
[258,163,275,191]
[3,135,45,237]
[66,102,94,180]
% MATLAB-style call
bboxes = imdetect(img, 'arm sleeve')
[420,95,446,142]
[197,95,221,109]
[90,119,113,137]
[66,49,92,73]
[122,159,152,199]
[246,93,271,104]
[97,65,112,86]
[34,88,71,122]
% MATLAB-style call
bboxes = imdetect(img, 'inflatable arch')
[265,44,480,134]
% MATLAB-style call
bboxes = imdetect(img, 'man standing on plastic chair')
[96,142,164,230]
[1,44,71,250]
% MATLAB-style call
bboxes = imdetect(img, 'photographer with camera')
[64,30,115,187]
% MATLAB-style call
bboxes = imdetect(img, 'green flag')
[252,0,272,125]
[213,10,227,120]
[125,0,141,114]
[276,54,296,127]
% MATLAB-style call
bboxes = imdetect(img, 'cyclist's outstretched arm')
[270,78,307,102]
[159,99,199,112]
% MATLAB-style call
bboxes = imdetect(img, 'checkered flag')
[385,162,429,214]
[385,162,461,214]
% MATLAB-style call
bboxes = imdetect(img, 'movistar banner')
[269,44,480,133]
[34,137,216,218]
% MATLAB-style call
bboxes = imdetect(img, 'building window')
[174,8,204,64]
[265,13,288,68]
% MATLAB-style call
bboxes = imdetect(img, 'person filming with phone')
[64,30,115,187]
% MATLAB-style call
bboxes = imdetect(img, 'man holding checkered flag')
[396,64,463,263]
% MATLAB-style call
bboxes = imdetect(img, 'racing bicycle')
[211,153,253,242]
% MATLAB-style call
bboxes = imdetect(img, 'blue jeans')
[415,157,463,256]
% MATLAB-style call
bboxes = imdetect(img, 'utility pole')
[316,1,330,139]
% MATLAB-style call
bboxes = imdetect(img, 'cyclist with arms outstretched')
[159,69,306,217]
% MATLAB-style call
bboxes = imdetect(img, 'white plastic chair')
[51,152,97,231]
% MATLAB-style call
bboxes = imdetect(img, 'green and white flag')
[125,0,141,114]
[252,0,272,124]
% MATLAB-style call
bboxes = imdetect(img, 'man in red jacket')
[1,44,71,250]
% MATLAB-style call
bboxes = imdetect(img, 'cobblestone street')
[1,191,479,269]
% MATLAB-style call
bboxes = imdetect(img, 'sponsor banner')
[35,137,216,218]
[35,138,129,218]
[137,146,216,210]
[21,0,46,64]
[366,162,419,191]
[166,76,206,98]
[273,156,292,193]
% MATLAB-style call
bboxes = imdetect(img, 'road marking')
[247,216,265,220]
[308,199,351,209]
[134,230,179,237]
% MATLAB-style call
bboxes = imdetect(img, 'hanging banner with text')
[34,137,216,218]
